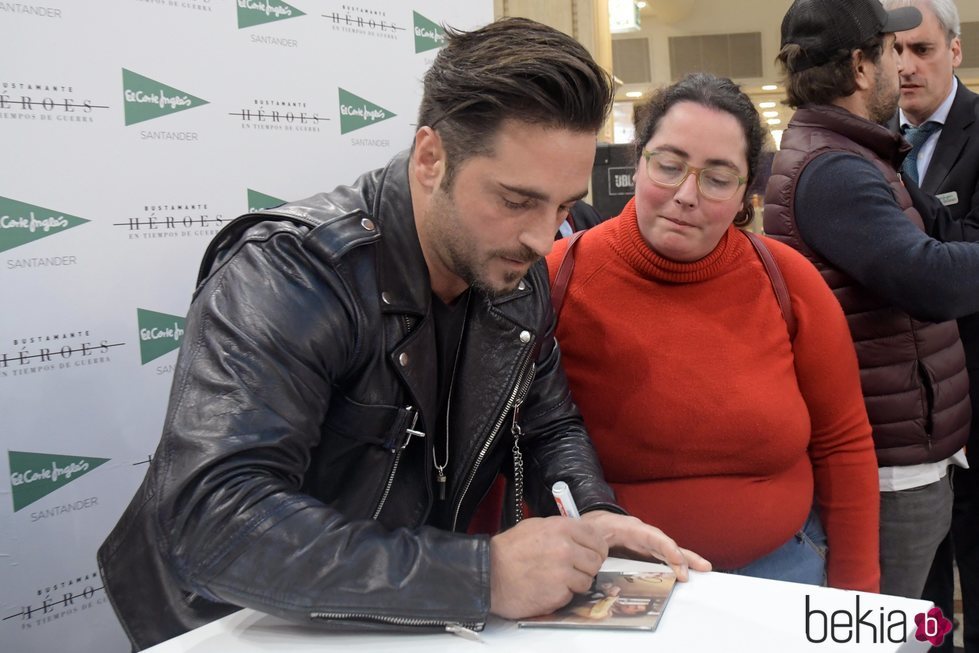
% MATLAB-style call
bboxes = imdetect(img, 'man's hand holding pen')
[487,482,711,620]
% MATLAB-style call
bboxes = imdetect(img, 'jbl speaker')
[591,142,636,219]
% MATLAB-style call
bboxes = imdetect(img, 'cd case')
[517,560,677,631]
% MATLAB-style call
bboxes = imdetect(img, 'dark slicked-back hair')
[777,35,884,108]
[417,17,614,187]
[633,73,765,227]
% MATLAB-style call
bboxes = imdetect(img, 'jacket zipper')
[372,449,403,520]
[372,315,417,520]
[915,359,935,450]
[310,612,482,638]
[451,344,536,531]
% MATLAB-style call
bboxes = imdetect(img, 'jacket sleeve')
[795,152,979,322]
[516,263,624,517]
[773,243,881,592]
[155,224,490,630]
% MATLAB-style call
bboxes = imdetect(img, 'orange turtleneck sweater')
[547,200,880,592]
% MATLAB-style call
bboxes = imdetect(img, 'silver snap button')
[519,330,531,344]
[381,291,392,305]
[398,352,409,366]
[518,280,526,291]
[361,217,376,231]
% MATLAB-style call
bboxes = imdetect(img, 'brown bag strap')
[550,229,587,320]
[744,230,797,341]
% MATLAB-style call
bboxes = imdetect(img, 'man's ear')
[851,49,872,92]
[411,127,445,193]
[950,36,963,69]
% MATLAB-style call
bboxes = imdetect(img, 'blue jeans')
[724,509,827,586]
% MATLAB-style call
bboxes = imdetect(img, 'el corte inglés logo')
[338,88,395,134]
[122,69,209,126]
[413,11,445,53]
[138,308,186,364]
[237,0,305,28]
[0,196,89,253]
[247,189,285,213]
[9,451,109,512]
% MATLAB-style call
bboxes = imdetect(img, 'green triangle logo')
[247,189,286,213]
[9,451,109,512]
[137,308,186,365]
[122,69,209,126]
[237,0,305,29]
[338,88,395,134]
[0,196,89,253]
[413,11,446,53]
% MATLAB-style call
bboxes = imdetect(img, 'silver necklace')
[435,291,470,500]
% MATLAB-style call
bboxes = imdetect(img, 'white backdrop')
[0,1,493,651]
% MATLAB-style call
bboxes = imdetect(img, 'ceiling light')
[767,118,782,125]
[762,110,779,118]
[762,84,778,91]
[636,1,648,7]
[609,0,641,32]
[625,91,643,98]
[759,101,777,109]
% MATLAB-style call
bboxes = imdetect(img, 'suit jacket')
[921,81,979,223]
[923,81,979,455]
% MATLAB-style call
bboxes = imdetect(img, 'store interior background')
[494,0,979,227]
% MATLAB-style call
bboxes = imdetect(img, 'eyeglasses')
[641,149,746,201]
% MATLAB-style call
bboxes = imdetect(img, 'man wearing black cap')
[765,0,979,601]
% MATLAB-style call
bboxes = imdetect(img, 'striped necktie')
[900,121,940,185]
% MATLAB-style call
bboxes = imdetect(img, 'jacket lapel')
[373,150,439,434]
[922,81,975,194]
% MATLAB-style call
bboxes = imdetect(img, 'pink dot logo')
[914,607,952,646]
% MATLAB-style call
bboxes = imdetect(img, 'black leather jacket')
[98,150,621,650]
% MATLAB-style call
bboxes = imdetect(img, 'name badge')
[936,191,959,206]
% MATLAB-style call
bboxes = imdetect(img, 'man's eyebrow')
[499,183,589,204]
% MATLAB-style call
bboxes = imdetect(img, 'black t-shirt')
[427,289,470,528]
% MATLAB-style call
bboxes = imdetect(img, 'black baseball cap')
[781,0,922,71]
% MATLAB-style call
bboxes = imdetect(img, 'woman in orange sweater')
[548,74,880,592]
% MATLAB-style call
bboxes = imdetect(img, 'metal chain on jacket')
[511,421,524,524]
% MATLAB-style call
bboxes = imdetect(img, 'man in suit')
[885,1,979,650]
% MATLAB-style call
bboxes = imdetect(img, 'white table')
[146,559,935,653]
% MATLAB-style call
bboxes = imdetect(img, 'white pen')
[551,481,581,519]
